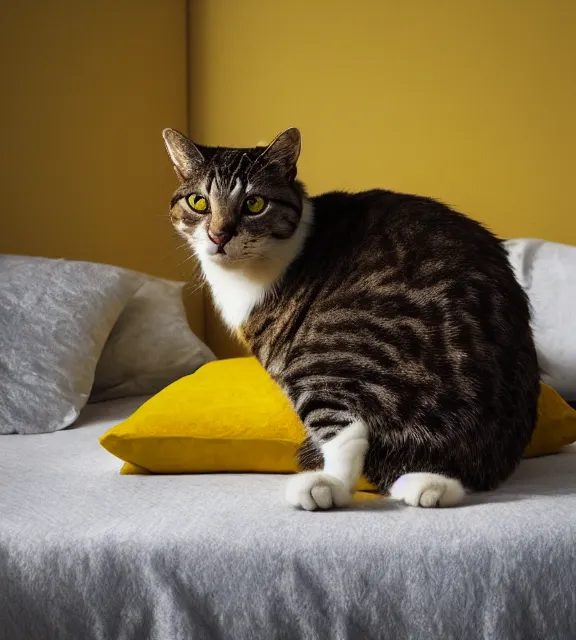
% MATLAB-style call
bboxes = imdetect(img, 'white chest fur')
[200,261,269,330]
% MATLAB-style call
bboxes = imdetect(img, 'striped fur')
[163,128,540,503]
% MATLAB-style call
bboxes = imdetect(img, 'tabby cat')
[162,127,539,510]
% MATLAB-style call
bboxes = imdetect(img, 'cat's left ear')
[253,128,301,179]
[162,128,204,182]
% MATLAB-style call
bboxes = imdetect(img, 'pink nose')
[207,231,232,247]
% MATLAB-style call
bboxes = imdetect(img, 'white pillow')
[505,238,576,400]
[0,256,144,434]
[90,278,215,402]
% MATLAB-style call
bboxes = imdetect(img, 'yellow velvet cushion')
[100,357,576,489]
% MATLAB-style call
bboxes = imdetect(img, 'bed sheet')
[1,397,575,640]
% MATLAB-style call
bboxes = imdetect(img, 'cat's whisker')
[181,251,197,263]
[182,280,206,298]
[158,241,192,264]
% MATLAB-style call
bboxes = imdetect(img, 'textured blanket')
[1,398,575,640]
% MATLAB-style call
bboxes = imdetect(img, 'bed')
[1,396,575,640]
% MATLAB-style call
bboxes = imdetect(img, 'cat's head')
[162,128,309,279]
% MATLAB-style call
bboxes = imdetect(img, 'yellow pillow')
[100,358,576,490]
[524,382,576,457]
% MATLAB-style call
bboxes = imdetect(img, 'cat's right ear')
[162,128,204,182]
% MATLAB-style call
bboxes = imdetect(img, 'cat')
[162,127,540,510]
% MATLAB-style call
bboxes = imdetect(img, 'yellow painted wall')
[0,0,204,337]
[189,0,576,357]
[2,1,573,357]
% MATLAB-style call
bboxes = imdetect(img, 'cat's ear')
[162,128,204,182]
[253,128,301,179]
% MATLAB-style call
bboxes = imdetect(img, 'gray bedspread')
[1,397,575,640]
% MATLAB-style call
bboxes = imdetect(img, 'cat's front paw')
[286,471,352,511]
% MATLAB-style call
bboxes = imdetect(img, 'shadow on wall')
[0,0,205,338]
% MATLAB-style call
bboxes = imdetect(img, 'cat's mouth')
[198,238,248,265]
[204,244,240,264]
[204,243,228,258]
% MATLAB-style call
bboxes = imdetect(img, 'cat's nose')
[207,230,232,247]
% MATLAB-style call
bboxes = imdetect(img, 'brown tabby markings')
[162,127,540,496]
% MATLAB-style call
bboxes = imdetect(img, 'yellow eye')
[244,196,267,214]
[187,194,208,212]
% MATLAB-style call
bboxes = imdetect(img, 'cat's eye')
[244,196,267,215]
[187,194,208,213]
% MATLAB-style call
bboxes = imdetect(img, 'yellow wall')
[0,0,204,336]
[189,0,576,357]
[2,1,574,357]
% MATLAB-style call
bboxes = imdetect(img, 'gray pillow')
[90,278,215,402]
[0,255,144,434]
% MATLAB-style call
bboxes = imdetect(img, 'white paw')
[286,471,353,511]
[389,473,465,508]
